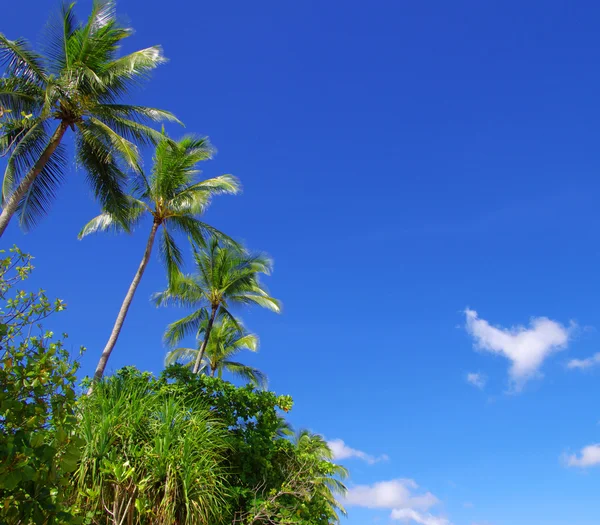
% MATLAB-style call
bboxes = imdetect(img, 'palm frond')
[3,119,51,201]
[163,308,209,346]
[152,274,205,308]
[42,2,78,73]
[75,121,129,220]
[16,142,67,231]
[0,77,43,114]
[164,346,200,366]
[223,361,268,389]
[0,34,47,84]
[88,117,141,171]
[101,46,167,98]
[229,293,281,313]
[89,0,117,33]
[159,227,183,284]
[167,174,240,215]
[150,136,214,200]
[231,333,259,352]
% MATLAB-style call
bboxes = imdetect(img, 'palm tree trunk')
[89,220,160,390]
[192,304,218,374]
[0,122,68,237]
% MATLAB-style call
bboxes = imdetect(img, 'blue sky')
[4,1,600,524]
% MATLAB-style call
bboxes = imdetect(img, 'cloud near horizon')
[327,439,389,464]
[464,309,571,390]
[344,479,451,525]
[567,352,600,370]
[565,444,600,468]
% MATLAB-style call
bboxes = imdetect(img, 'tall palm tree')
[0,0,178,236]
[79,135,240,384]
[155,239,281,374]
[165,311,267,388]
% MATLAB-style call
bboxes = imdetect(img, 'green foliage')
[0,246,82,524]
[165,310,267,388]
[75,368,231,524]
[79,134,240,282]
[0,0,178,230]
[160,366,345,525]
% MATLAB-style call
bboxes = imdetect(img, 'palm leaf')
[0,34,47,84]
[163,308,209,346]
[223,361,268,388]
[159,227,183,283]
[16,142,67,231]
[75,121,129,220]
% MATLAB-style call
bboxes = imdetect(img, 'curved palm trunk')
[0,122,68,237]
[89,221,160,390]
[192,304,218,374]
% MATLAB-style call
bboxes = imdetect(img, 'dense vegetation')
[0,2,347,524]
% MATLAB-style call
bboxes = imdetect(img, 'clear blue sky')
[3,1,600,524]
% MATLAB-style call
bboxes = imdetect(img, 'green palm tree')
[79,135,240,384]
[293,430,348,522]
[155,239,281,374]
[0,0,178,236]
[165,311,267,388]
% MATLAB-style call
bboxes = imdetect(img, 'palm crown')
[80,134,240,384]
[165,312,267,388]
[0,0,178,233]
[155,238,281,373]
[79,135,240,279]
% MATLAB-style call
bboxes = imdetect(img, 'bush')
[0,247,82,524]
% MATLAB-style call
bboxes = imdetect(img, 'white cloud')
[565,444,600,467]
[327,439,389,464]
[391,508,451,525]
[345,479,438,510]
[567,353,600,370]
[345,479,451,525]
[464,308,571,390]
[466,372,486,389]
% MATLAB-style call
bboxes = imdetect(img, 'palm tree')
[0,0,178,236]
[165,311,267,388]
[79,135,240,384]
[293,430,348,522]
[155,239,281,374]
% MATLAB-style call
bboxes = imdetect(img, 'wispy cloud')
[327,439,389,464]
[464,309,572,390]
[466,372,486,389]
[567,353,600,370]
[345,479,451,525]
[565,444,600,468]
[391,508,450,525]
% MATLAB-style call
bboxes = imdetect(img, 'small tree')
[0,247,82,524]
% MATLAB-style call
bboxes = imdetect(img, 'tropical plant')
[155,239,281,375]
[165,310,267,387]
[0,246,83,524]
[240,431,348,525]
[74,368,230,524]
[161,365,295,522]
[79,135,239,384]
[0,0,178,236]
